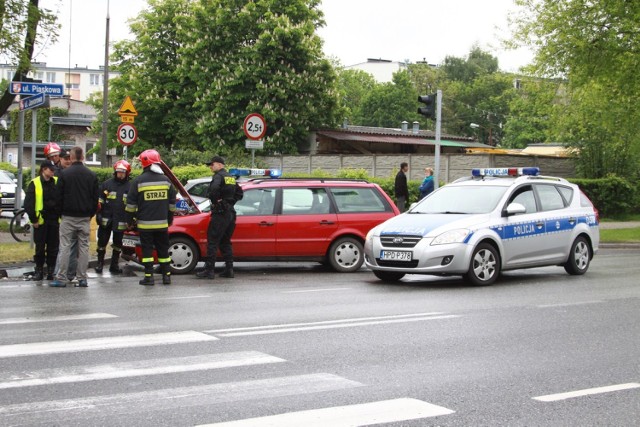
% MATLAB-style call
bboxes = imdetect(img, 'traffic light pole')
[434,89,442,190]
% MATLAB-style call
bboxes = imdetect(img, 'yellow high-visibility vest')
[32,176,58,225]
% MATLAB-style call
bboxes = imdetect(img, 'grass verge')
[0,241,99,265]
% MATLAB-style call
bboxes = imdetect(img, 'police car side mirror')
[503,202,526,217]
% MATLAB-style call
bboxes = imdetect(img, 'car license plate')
[380,250,412,261]
[122,238,138,248]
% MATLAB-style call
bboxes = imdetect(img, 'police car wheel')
[465,243,501,286]
[168,236,199,274]
[563,236,591,275]
[328,237,364,273]
[373,270,405,282]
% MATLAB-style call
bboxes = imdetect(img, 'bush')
[570,176,638,218]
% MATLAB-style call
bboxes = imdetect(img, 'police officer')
[23,160,60,281]
[95,160,131,274]
[125,150,176,286]
[196,156,238,280]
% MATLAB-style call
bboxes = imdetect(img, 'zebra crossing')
[0,311,456,426]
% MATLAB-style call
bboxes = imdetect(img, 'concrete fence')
[259,153,576,183]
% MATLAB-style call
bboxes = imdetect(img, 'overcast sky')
[35,0,532,72]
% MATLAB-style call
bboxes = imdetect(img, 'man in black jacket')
[394,162,409,211]
[50,147,99,288]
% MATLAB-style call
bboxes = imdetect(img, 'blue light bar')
[471,167,540,177]
[228,168,281,178]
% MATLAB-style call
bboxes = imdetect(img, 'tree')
[358,70,419,128]
[441,45,499,84]
[0,0,58,116]
[335,68,376,125]
[179,0,339,154]
[509,0,640,178]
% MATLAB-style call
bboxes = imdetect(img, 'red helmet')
[44,142,61,158]
[113,159,131,176]
[138,149,161,168]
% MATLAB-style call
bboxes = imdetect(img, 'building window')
[34,71,44,81]
[90,73,101,85]
[46,72,56,83]
[86,143,98,163]
[6,70,14,80]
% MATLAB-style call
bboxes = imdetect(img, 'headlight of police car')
[431,229,470,245]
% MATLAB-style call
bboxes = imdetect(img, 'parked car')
[364,167,600,285]
[122,163,400,274]
[0,170,25,210]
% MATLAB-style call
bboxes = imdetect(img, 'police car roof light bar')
[228,168,282,179]
[472,167,540,177]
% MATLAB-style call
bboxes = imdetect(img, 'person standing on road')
[52,149,78,281]
[394,162,409,211]
[418,167,435,200]
[50,147,99,288]
[23,160,60,281]
[43,142,62,176]
[125,150,176,286]
[95,160,131,274]
[196,156,240,280]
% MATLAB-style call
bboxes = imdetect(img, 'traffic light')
[417,94,437,120]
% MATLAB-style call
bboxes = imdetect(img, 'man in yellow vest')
[23,160,61,281]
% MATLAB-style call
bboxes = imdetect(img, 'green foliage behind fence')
[570,176,639,218]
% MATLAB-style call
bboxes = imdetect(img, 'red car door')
[232,187,278,258]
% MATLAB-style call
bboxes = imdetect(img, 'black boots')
[139,262,155,286]
[95,248,106,273]
[220,262,234,278]
[32,266,44,281]
[109,250,123,274]
[196,261,215,279]
[161,262,171,285]
[45,266,55,281]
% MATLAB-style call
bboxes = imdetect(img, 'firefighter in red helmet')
[95,160,132,274]
[43,142,62,175]
[125,150,176,285]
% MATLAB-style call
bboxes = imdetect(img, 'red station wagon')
[122,163,400,274]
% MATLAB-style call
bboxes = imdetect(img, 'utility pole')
[434,89,442,190]
[100,0,110,166]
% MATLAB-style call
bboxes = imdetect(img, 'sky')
[34,0,533,72]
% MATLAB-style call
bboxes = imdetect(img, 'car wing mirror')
[503,202,526,217]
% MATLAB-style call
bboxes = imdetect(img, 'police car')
[364,167,600,285]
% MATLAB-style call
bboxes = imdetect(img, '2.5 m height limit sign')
[117,123,138,146]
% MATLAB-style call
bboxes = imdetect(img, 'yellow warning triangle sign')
[118,96,138,116]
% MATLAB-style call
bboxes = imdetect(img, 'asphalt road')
[1,249,639,426]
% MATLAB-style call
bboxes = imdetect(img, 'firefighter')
[95,160,131,274]
[125,150,176,286]
[23,160,60,281]
[43,142,62,175]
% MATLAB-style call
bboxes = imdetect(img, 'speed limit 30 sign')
[117,123,138,146]
[243,113,266,141]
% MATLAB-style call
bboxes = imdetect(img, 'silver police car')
[364,168,600,285]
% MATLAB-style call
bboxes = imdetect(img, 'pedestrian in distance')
[23,160,60,281]
[59,149,72,170]
[50,146,100,288]
[196,155,242,280]
[394,162,409,211]
[125,149,176,286]
[419,167,435,200]
[95,160,131,274]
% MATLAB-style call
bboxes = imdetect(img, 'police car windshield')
[0,172,14,184]
[411,185,507,214]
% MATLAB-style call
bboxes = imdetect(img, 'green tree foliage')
[510,0,640,178]
[358,71,419,128]
[178,0,339,154]
[335,68,376,125]
[442,46,499,84]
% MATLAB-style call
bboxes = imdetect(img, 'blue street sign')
[19,93,47,111]
[9,81,64,97]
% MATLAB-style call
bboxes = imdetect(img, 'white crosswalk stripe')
[198,398,455,427]
[0,312,118,325]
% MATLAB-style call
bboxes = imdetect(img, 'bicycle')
[9,208,31,242]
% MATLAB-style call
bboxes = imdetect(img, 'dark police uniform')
[96,175,130,273]
[197,163,238,279]
[125,167,176,285]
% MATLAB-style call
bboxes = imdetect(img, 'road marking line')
[0,374,362,420]
[533,383,640,402]
[0,351,285,389]
[153,295,214,300]
[0,331,217,358]
[282,287,351,293]
[0,312,118,325]
[205,312,448,333]
[215,315,460,337]
[537,300,604,308]
[198,398,454,426]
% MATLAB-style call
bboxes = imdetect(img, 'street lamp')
[470,123,493,146]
